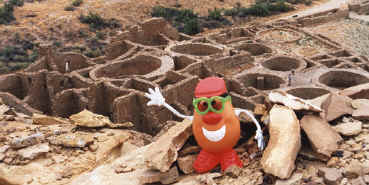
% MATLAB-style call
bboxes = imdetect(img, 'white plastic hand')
[145,87,165,106]
[255,129,265,151]
[235,108,265,151]
[144,87,193,121]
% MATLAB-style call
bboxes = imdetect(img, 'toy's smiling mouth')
[202,125,226,142]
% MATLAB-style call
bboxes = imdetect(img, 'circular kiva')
[90,54,174,80]
[257,28,303,43]
[168,43,223,57]
[234,43,273,56]
[239,73,286,91]
[318,70,369,90]
[262,56,306,72]
[286,87,330,100]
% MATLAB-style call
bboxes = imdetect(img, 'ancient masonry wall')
[1,11,369,135]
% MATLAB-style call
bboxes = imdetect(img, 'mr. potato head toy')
[145,77,264,173]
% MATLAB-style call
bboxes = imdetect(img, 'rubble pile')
[0,101,150,185]
[349,0,369,15]
[1,86,369,185]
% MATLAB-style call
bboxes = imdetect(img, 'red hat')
[194,77,228,98]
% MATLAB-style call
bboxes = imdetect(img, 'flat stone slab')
[261,105,301,179]
[300,115,342,158]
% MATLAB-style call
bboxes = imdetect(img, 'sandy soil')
[306,18,369,58]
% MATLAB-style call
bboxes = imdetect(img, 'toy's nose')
[202,112,222,125]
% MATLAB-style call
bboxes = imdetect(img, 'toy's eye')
[198,101,208,112]
[211,98,223,111]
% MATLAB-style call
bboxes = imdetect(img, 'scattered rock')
[115,164,134,173]
[353,106,369,120]
[321,93,353,122]
[0,145,9,153]
[88,143,98,152]
[173,173,222,185]
[70,109,132,128]
[345,160,363,179]
[70,144,160,185]
[120,142,139,156]
[327,157,340,167]
[196,173,223,185]
[70,109,111,128]
[107,132,114,136]
[32,113,70,125]
[350,177,366,185]
[94,129,130,164]
[362,161,369,174]
[318,167,343,185]
[153,121,178,141]
[49,132,94,148]
[108,121,134,128]
[10,132,45,149]
[341,178,349,185]
[333,121,362,136]
[177,154,196,174]
[17,143,50,160]
[172,175,200,185]
[160,166,179,184]
[3,115,15,121]
[137,169,163,184]
[0,104,10,115]
[351,99,369,109]
[363,175,369,184]
[341,150,353,159]
[349,143,362,153]
[261,105,301,179]
[178,146,201,156]
[300,115,342,158]
[299,147,328,161]
[268,90,322,112]
[302,165,319,180]
[275,172,303,185]
[144,119,192,172]
[3,157,13,164]
[224,165,242,178]
[310,93,330,110]
[4,108,17,116]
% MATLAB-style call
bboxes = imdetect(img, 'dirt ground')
[2,0,257,36]
[0,0,329,42]
[305,18,369,58]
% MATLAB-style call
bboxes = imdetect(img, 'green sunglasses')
[192,95,232,115]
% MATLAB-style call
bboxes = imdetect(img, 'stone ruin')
[1,4,369,185]
[0,7,367,135]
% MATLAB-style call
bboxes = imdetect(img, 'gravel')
[343,18,369,58]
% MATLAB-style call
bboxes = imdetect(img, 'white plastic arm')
[234,108,265,151]
[145,87,193,121]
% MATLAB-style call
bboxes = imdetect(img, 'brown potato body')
[192,101,240,153]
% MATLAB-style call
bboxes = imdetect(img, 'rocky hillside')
[0,0,323,73]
